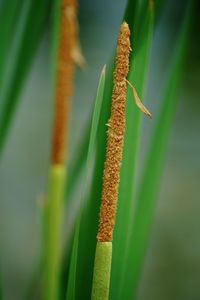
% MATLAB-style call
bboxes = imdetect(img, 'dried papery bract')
[97,22,131,242]
[126,79,152,118]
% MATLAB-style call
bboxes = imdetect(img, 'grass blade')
[64,66,106,300]
[0,0,50,156]
[75,58,114,299]
[0,0,21,89]
[0,271,2,300]
[65,222,79,300]
[111,2,154,299]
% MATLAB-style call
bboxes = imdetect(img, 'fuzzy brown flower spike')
[51,0,85,165]
[97,22,131,242]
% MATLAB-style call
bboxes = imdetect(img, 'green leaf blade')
[0,0,50,156]
[111,3,154,299]
[121,3,193,299]
[64,66,106,300]
[74,57,114,300]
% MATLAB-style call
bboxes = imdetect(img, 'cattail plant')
[43,0,83,299]
[0,0,194,299]
[91,22,151,300]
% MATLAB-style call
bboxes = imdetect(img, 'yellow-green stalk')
[43,0,81,299]
[92,242,112,300]
[44,166,65,300]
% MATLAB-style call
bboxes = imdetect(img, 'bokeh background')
[0,0,199,299]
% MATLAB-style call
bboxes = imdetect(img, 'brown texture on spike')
[51,0,78,164]
[97,22,131,242]
[148,0,154,10]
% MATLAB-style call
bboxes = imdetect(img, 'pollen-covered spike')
[51,0,77,165]
[97,22,131,242]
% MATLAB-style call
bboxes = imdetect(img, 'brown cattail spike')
[64,0,86,68]
[148,0,154,10]
[51,0,77,165]
[97,22,131,242]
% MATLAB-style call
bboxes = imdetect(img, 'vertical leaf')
[121,3,193,299]
[65,66,106,300]
[0,0,50,155]
[111,2,154,299]
[0,0,21,89]
[75,60,114,300]
[65,222,80,300]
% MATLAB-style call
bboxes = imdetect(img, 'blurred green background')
[0,0,199,299]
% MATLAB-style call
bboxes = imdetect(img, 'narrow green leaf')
[0,0,31,113]
[83,66,106,182]
[121,3,193,299]
[0,271,2,300]
[64,66,106,300]
[75,59,114,300]
[0,0,21,89]
[65,222,80,300]
[111,2,154,299]
[0,0,50,155]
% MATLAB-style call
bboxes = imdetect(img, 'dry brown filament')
[97,22,131,242]
[126,79,152,118]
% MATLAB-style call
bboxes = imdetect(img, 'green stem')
[92,242,112,300]
[43,165,65,300]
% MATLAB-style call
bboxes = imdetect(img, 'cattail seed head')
[97,22,131,242]
[51,0,77,165]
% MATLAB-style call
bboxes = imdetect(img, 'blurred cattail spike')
[44,0,83,299]
[63,0,86,68]
[51,0,85,165]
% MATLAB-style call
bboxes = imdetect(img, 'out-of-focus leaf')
[0,271,2,300]
[111,2,154,299]
[65,222,79,300]
[65,66,106,300]
[66,122,90,200]
[74,57,114,299]
[0,0,21,89]
[121,3,193,299]
[0,0,50,155]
